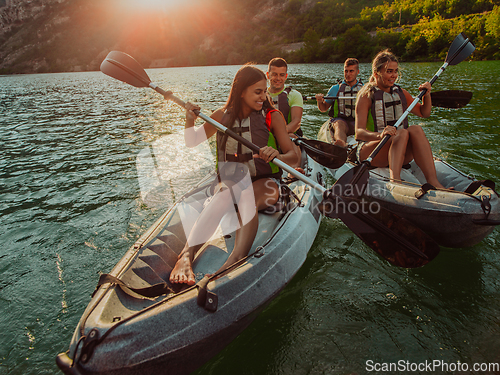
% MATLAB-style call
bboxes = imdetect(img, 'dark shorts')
[356,138,389,167]
[330,117,355,136]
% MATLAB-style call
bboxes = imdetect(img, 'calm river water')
[1,61,499,375]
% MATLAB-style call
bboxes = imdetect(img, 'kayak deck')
[319,121,500,248]
[57,150,325,375]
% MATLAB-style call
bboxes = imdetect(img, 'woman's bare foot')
[169,252,196,285]
[428,180,454,190]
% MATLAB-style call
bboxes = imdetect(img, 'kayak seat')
[95,229,190,300]
[369,167,420,184]
[192,245,229,276]
[159,216,187,244]
[139,248,173,280]
[424,160,471,191]
[97,256,175,301]
[157,230,186,255]
[129,258,167,286]
[148,236,183,263]
[405,159,473,190]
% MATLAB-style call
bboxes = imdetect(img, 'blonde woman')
[355,49,446,189]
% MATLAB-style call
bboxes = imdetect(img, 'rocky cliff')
[0,0,71,73]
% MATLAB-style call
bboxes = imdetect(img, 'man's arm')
[286,90,303,134]
[287,106,303,133]
[316,94,332,113]
[316,84,339,113]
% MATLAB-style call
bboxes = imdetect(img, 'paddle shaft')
[304,90,472,109]
[303,95,355,101]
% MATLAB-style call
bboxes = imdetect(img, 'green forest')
[280,0,500,63]
[1,0,500,74]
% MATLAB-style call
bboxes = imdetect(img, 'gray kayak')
[318,120,500,248]
[56,149,325,374]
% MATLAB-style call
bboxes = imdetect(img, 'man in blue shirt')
[316,58,362,148]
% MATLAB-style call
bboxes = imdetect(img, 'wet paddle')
[428,90,473,109]
[303,95,356,101]
[100,51,440,268]
[303,90,472,109]
[343,32,476,197]
[100,53,346,169]
[294,137,347,169]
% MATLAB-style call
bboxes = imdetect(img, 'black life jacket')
[272,87,303,137]
[328,81,363,120]
[217,109,282,181]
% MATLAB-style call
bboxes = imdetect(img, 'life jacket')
[217,109,282,181]
[328,80,362,120]
[369,84,408,132]
[272,87,303,137]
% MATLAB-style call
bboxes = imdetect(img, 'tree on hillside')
[486,5,500,38]
[303,28,321,62]
[335,25,374,61]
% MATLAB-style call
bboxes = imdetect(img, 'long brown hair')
[223,64,272,127]
[358,49,399,98]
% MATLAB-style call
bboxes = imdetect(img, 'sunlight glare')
[123,0,180,11]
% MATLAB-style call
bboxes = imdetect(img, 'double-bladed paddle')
[343,32,476,197]
[100,52,346,169]
[100,51,440,268]
[303,90,472,109]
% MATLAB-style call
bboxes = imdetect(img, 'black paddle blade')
[320,195,440,268]
[296,138,347,169]
[446,32,476,66]
[431,90,472,109]
[101,51,151,88]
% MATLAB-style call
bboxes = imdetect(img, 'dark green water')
[0,61,499,375]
